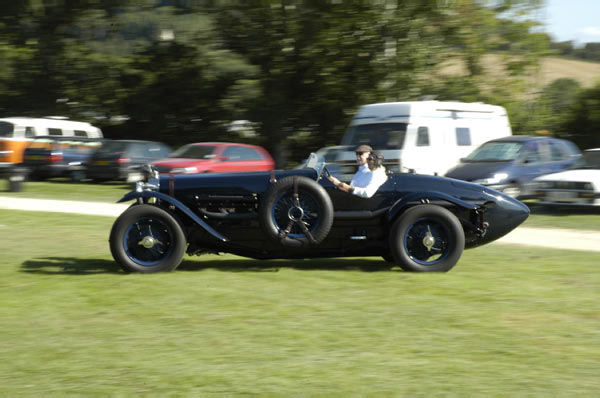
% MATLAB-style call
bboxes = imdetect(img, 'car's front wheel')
[109,204,187,272]
[389,205,464,272]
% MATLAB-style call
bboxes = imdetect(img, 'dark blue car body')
[108,154,529,273]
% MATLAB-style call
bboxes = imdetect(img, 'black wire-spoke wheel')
[259,176,333,247]
[389,205,464,272]
[110,204,187,272]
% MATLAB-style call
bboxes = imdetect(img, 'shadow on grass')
[20,257,397,275]
[21,257,123,275]
[177,257,398,273]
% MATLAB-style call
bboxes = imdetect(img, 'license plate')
[26,155,44,161]
[94,160,111,166]
[547,191,577,201]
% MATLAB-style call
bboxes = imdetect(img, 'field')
[441,54,600,90]
[1,181,600,396]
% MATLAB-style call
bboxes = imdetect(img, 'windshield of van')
[574,150,600,169]
[169,144,216,159]
[341,123,407,150]
[0,122,15,138]
[464,141,523,162]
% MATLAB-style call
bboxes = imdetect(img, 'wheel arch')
[118,191,228,242]
[387,191,478,224]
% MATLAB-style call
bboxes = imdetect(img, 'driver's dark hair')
[368,151,384,169]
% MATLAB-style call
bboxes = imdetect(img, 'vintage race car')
[109,154,529,273]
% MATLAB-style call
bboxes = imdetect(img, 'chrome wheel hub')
[422,229,436,252]
[139,236,160,249]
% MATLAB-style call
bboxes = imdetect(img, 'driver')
[328,146,387,198]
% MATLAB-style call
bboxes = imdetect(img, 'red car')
[152,142,274,174]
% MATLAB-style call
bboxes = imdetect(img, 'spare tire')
[259,176,334,247]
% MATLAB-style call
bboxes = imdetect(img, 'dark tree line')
[551,41,600,62]
[1,0,599,165]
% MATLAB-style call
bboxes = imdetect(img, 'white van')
[0,117,103,166]
[335,101,512,178]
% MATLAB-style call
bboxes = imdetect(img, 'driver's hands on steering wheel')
[328,175,354,193]
[327,175,340,185]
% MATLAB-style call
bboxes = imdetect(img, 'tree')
[565,83,600,149]
[215,1,549,164]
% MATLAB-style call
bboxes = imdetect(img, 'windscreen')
[464,141,523,162]
[95,141,126,155]
[0,122,15,138]
[580,151,600,169]
[169,145,216,159]
[341,123,407,150]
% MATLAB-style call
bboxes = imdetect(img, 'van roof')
[0,117,97,127]
[352,101,506,122]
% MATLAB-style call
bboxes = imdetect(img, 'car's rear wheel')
[259,176,333,247]
[389,205,464,272]
[109,204,187,272]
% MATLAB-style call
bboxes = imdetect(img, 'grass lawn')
[523,202,600,231]
[1,179,131,203]
[1,210,599,396]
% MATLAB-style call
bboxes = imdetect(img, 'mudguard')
[117,191,228,242]
[387,191,478,222]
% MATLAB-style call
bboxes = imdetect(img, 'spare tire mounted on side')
[259,176,334,247]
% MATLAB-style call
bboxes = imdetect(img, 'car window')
[147,145,167,157]
[156,144,171,157]
[0,122,14,138]
[456,128,471,146]
[170,144,216,159]
[48,128,62,136]
[25,127,35,138]
[416,127,430,147]
[94,141,126,155]
[128,143,148,158]
[74,130,87,137]
[521,142,542,164]
[548,140,566,161]
[465,142,523,161]
[582,151,600,168]
[223,146,263,161]
[342,123,408,150]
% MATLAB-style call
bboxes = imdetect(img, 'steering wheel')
[318,164,331,181]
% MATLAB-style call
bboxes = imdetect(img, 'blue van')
[444,136,581,198]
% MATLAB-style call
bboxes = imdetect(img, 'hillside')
[441,55,600,90]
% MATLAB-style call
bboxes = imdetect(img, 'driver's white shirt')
[350,164,388,198]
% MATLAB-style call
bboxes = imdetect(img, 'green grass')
[1,210,599,396]
[523,202,600,231]
[1,179,131,202]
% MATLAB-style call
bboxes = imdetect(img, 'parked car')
[531,148,600,207]
[108,153,529,273]
[0,117,102,168]
[444,136,581,198]
[86,140,171,183]
[21,136,105,181]
[295,145,348,170]
[151,142,274,174]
